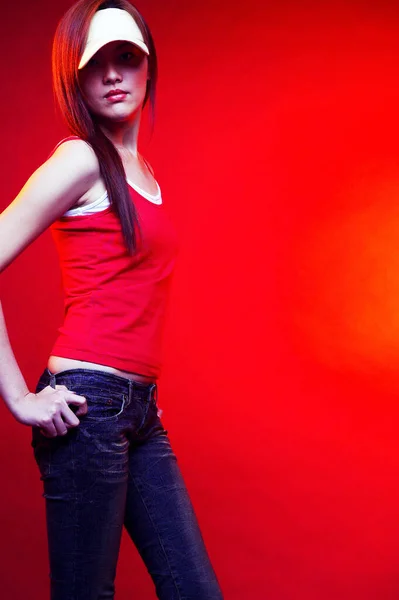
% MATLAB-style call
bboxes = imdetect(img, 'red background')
[2,0,399,598]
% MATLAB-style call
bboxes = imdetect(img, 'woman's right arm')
[0,139,100,437]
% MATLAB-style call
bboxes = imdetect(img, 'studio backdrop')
[2,1,399,599]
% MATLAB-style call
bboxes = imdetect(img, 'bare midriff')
[47,355,157,384]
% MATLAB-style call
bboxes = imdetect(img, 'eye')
[86,57,99,67]
[120,51,144,64]
[121,51,134,61]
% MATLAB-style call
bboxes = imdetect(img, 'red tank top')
[48,138,179,378]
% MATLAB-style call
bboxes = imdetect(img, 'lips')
[104,89,128,98]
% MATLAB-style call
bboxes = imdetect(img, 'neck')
[98,110,142,157]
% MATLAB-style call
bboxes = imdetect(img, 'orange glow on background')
[3,1,399,599]
[284,187,399,371]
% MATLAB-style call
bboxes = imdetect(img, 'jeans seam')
[72,430,77,597]
[128,471,184,600]
[136,400,151,432]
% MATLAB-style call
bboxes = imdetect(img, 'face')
[78,39,149,122]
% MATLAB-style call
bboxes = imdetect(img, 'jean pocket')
[83,387,127,421]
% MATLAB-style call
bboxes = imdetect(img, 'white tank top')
[64,178,162,216]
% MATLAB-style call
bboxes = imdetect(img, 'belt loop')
[127,379,133,406]
[150,382,157,403]
[46,367,57,389]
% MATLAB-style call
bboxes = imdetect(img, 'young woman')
[0,1,223,598]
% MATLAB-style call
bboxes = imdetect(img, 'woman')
[0,1,223,598]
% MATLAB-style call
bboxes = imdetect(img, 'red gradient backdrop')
[2,0,399,598]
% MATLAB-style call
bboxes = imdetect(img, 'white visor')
[78,8,149,70]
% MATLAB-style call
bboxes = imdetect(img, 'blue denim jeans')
[31,367,223,600]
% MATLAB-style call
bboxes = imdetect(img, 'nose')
[102,61,122,85]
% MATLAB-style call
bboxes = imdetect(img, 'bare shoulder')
[48,138,100,178]
[0,139,101,274]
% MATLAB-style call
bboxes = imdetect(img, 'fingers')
[40,408,79,437]
[66,393,88,417]
[38,386,87,437]
[74,405,88,417]
[52,411,69,436]
[40,406,80,437]
[60,403,81,428]
[65,395,87,407]
[55,384,86,407]
[55,384,88,416]
[39,418,58,438]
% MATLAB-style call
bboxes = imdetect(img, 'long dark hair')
[52,0,158,255]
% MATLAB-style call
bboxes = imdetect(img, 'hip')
[48,355,157,385]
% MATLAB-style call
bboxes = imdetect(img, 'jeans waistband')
[42,367,158,404]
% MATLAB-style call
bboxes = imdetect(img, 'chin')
[112,109,140,123]
[94,105,142,123]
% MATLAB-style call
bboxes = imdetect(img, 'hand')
[13,384,88,437]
